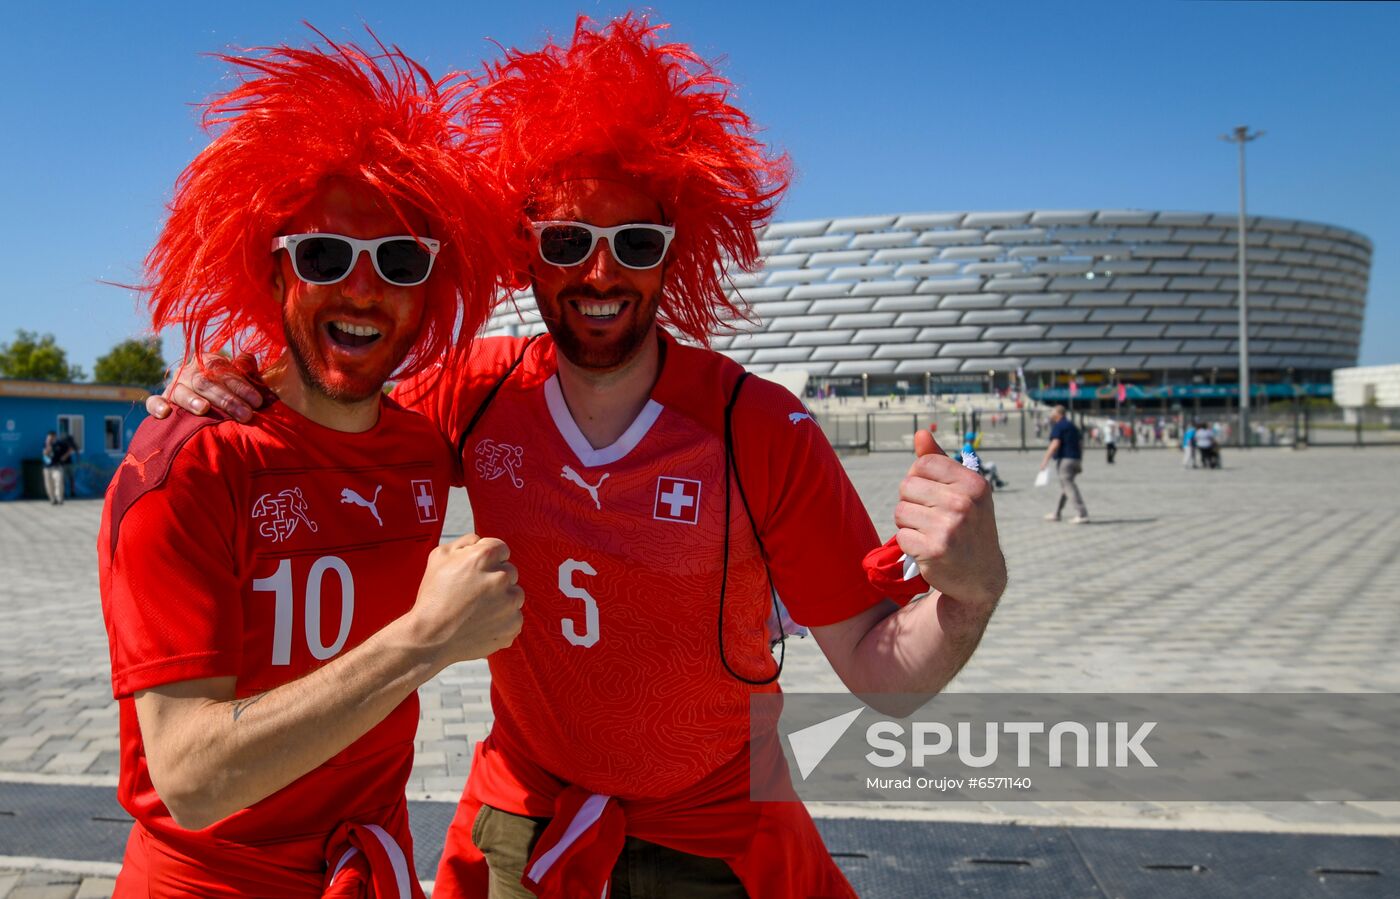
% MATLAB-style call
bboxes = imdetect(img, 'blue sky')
[1,1,1395,373]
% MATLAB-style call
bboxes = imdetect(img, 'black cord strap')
[455,335,537,459]
[719,371,786,686]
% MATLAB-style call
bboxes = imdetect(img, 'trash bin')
[20,458,46,499]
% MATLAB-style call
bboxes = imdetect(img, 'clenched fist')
[407,533,524,666]
[895,430,1007,609]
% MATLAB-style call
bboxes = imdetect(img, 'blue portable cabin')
[0,379,152,501]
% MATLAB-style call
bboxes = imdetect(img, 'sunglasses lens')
[614,227,668,269]
[539,225,594,266]
[293,237,354,283]
[376,239,434,285]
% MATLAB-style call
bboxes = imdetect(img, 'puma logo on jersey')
[789,412,814,425]
[340,485,383,526]
[122,448,162,482]
[561,465,609,510]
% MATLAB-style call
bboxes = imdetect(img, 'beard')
[282,306,415,404]
[544,285,662,372]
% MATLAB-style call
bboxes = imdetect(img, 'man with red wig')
[421,17,1003,897]
[152,15,1006,897]
[101,37,526,897]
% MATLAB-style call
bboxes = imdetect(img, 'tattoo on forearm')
[231,692,268,722]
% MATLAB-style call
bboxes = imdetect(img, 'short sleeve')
[99,426,244,698]
[391,360,464,444]
[729,379,885,628]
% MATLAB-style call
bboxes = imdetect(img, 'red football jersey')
[98,394,452,884]
[398,333,885,798]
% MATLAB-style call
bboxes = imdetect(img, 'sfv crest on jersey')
[475,438,524,488]
[410,479,439,524]
[252,487,319,542]
[654,476,701,525]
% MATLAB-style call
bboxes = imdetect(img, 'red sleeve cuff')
[111,651,239,699]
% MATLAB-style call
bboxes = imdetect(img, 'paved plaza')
[1,444,1398,894]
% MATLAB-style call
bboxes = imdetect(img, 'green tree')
[0,329,85,382]
[95,337,167,388]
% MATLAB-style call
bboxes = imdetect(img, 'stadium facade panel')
[480,210,1370,386]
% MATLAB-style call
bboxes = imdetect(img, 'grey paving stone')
[0,869,82,899]
[1,446,1398,834]
[72,879,115,899]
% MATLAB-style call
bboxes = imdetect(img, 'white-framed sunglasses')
[529,221,676,270]
[271,233,441,287]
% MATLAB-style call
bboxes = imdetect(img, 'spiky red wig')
[146,33,506,377]
[464,14,792,344]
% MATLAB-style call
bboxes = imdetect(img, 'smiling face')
[528,177,668,372]
[273,179,430,403]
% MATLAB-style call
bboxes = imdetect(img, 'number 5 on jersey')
[559,559,600,648]
[253,557,355,665]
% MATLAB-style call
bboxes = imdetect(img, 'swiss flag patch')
[411,479,439,524]
[653,476,701,525]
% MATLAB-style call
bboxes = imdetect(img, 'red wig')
[464,14,792,344]
[146,33,507,378]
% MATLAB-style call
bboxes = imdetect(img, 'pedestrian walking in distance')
[1039,405,1089,523]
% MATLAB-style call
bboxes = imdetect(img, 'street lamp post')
[1288,366,1301,448]
[1222,125,1264,448]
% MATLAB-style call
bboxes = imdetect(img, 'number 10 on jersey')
[252,557,356,665]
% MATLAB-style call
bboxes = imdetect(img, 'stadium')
[483,210,1371,405]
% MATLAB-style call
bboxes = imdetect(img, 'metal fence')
[1287,405,1400,448]
[817,409,1042,454]
[814,404,1400,453]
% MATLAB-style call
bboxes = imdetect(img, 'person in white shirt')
[1195,423,1219,468]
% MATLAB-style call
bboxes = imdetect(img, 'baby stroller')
[1195,426,1222,469]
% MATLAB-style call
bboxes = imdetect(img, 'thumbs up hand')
[895,428,1007,609]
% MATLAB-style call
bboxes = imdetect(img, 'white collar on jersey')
[544,375,664,468]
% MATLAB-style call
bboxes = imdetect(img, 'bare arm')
[135,534,522,830]
[1040,437,1061,469]
[137,619,431,830]
[814,429,1004,718]
[812,592,991,718]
